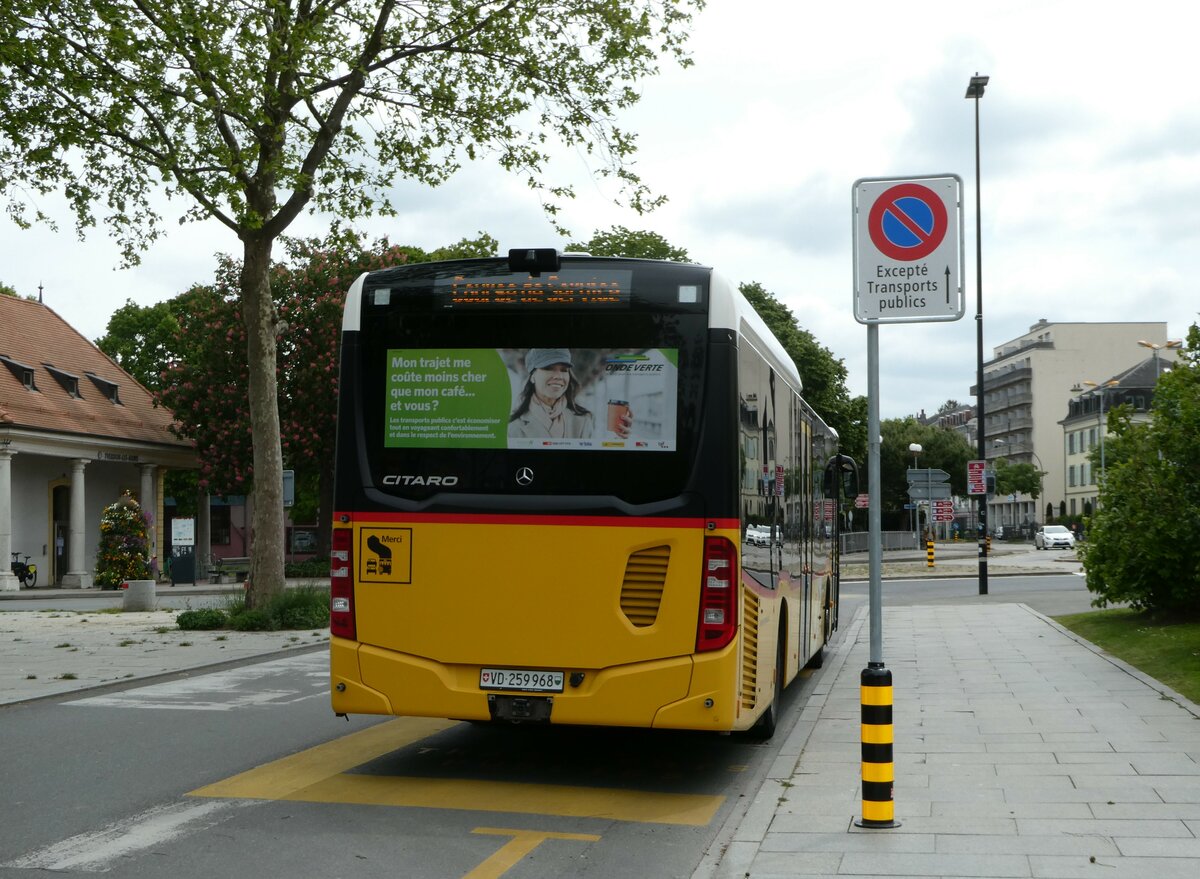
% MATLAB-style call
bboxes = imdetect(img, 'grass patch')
[1054,609,1200,705]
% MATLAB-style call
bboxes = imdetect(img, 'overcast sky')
[4,0,1197,420]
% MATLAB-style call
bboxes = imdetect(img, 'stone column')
[63,458,94,588]
[196,490,211,581]
[140,464,158,577]
[0,450,18,591]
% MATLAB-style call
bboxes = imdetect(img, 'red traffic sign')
[854,493,869,509]
[868,183,949,261]
[967,460,987,495]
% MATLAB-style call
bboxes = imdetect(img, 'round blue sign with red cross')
[852,174,964,325]
[867,182,948,261]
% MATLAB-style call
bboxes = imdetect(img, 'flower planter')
[122,579,157,611]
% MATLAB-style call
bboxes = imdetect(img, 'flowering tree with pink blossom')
[156,232,498,559]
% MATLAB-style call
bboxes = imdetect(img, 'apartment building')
[971,320,1170,533]
[1061,354,1172,518]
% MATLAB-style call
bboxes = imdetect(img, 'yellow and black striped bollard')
[926,539,935,568]
[856,664,898,828]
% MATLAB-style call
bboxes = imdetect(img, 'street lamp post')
[909,443,922,546]
[965,72,989,595]
[1137,339,1182,379]
[1072,379,1119,495]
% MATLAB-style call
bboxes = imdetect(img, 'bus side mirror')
[824,454,858,500]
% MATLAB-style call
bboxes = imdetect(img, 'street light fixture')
[965,72,989,595]
[1071,379,1119,491]
[909,443,922,545]
[1137,339,1182,378]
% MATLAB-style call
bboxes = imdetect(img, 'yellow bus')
[330,250,854,737]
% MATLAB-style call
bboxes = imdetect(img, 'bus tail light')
[696,536,737,652]
[330,527,356,640]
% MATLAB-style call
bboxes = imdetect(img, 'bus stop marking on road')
[188,717,724,826]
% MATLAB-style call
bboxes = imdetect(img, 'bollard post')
[926,539,934,568]
[856,663,898,828]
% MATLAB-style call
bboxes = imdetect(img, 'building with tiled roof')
[1,294,195,590]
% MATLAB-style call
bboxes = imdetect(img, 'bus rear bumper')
[330,638,740,730]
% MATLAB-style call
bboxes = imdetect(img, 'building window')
[43,364,83,398]
[1068,465,1076,487]
[0,354,38,391]
[1068,433,1076,454]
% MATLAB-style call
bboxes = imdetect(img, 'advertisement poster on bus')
[384,347,678,451]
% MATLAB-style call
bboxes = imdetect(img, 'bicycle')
[10,552,37,588]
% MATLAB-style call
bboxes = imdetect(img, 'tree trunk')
[241,235,286,607]
[317,463,334,559]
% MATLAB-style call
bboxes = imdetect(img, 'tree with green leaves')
[566,226,691,261]
[993,457,1043,501]
[146,231,498,556]
[739,281,867,467]
[2,1,702,605]
[1081,323,1200,617]
[878,417,974,516]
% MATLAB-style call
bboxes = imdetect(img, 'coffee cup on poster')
[607,399,630,434]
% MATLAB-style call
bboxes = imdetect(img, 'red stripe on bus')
[333,511,740,530]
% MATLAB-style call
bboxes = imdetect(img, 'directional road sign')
[907,468,950,484]
[853,175,964,325]
[907,484,952,501]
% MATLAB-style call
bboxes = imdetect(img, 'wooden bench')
[212,556,251,584]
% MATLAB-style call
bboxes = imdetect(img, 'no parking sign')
[853,175,964,324]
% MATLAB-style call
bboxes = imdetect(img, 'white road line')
[68,652,327,711]
[2,799,253,872]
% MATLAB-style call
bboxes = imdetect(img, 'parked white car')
[1035,524,1076,550]
[745,525,780,547]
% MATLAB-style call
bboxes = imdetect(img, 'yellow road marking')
[189,718,456,799]
[189,717,724,826]
[465,828,600,879]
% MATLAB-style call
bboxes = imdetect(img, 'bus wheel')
[749,626,785,740]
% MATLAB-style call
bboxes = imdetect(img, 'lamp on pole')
[1071,379,1119,493]
[965,72,989,595]
[1137,339,1182,379]
[908,442,922,546]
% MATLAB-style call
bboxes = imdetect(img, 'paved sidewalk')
[699,604,1200,879]
[0,601,327,706]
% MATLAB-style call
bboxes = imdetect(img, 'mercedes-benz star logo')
[515,467,535,486]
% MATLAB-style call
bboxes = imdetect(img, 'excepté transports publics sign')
[852,175,965,324]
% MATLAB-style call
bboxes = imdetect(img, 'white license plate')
[479,667,564,693]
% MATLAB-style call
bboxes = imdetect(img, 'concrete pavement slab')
[0,606,328,705]
[696,602,1200,879]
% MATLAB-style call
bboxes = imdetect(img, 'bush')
[177,608,228,630]
[176,585,330,632]
[284,557,330,578]
[228,609,279,631]
[94,493,152,588]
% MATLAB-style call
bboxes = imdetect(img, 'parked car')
[1035,524,1076,550]
[744,525,780,547]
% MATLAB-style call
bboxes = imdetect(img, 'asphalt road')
[1,646,831,878]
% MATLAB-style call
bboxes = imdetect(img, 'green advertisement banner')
[385,348,679,451]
